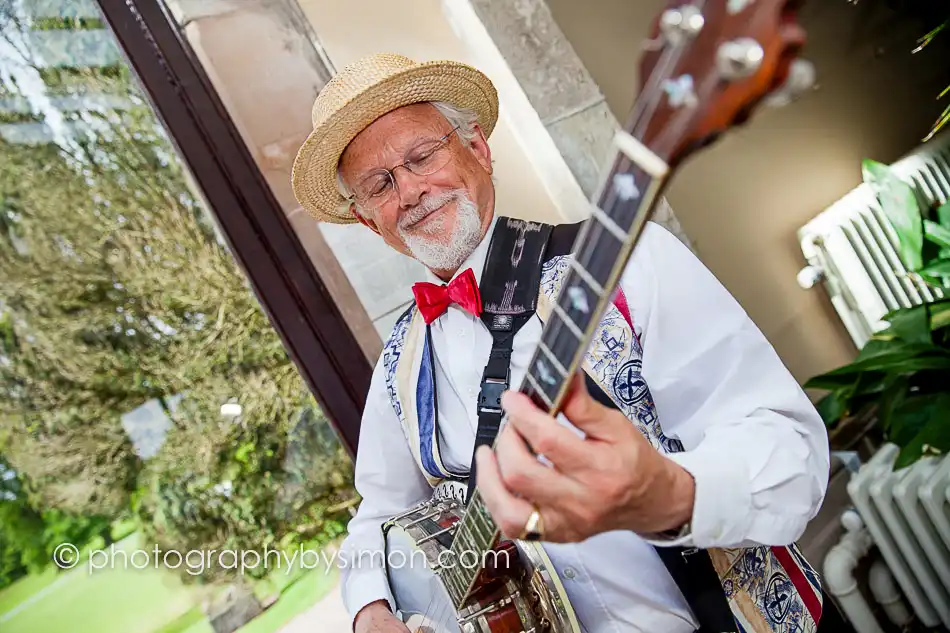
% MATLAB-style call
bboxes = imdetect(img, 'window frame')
[96,0,370,456]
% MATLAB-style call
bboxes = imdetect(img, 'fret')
[474,520,497,556]
[521,373,554,409]
[464,497,494,544]
[557,272,597,332]
[459,522,481,556]
[465,506,492,547]
[450,523,470,558]
[597,154,656,228]
[524,368,555,408]
[446,569,464,605]
[531,353,563,406]
[474,501,498,541]
[457,565,477,596]
[455,561,473,594]
[568,258,605,296]
[545,318,586,390]
[577,220,625,290]
[551,302,584,340]
[453,526,481,571]
[476,497,496,529]
[538,342,570,380]
[590,204,628,243]
[470,507,491,539]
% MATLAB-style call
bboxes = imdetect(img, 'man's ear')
[467,123,493,175]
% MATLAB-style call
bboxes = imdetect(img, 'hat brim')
[291,60,499,224]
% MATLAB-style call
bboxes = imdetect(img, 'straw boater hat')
[292,53,499,224]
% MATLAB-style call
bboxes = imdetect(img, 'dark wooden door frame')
[96,0,369,456]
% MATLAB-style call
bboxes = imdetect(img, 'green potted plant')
[805,159,950,469]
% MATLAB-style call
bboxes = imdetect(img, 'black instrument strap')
[466,219,553,503]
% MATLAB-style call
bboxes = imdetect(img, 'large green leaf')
[809,335,949,384]
[924,219,950,250]
[938,200,950,229]
[816,391,847,426]
[884,304,931,344]
[849,370,894,396]
[888,394,938,446]
[863,159,923,270]
[803,373,860,391]
[931,299,950,331]
[854,336,897,361]
[877,375,909,433]
[821,350,950,377]
[919,258,950,280]
[892,393,950,469]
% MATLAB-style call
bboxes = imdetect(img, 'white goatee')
[398,189,483,273]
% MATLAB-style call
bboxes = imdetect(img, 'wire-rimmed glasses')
[347,126,460,212]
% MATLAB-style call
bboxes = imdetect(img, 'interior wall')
[296,0,574,336]
[172,0,575,349]
[297,0,565,228]
[546,0,950,383]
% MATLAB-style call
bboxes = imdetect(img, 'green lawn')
[157,563,340,633]
[0,534,339,633]
[0,566,59,617]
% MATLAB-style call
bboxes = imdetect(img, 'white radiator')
[847,445,950,629]
[798,133,950,349]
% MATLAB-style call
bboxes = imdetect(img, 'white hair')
[336,100,480,210]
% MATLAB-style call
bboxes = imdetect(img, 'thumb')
[560,372,624,441]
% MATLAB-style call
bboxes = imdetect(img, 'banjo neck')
[436,0,809,610]
[443,155,668,608]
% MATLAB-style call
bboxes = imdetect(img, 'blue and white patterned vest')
[380,254,824,633]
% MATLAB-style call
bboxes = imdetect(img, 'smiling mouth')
[405,199,452,230]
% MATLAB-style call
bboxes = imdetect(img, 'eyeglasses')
[347,126,460,211]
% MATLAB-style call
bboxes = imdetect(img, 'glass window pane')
[165,0,426,350]
[0,5,354,633]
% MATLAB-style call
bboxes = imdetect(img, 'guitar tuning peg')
[765,58,817,107]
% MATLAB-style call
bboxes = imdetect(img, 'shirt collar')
[423,214,498,286]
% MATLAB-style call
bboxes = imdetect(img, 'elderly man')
[292,54,831,633]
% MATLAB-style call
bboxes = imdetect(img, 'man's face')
[338,103,495,278]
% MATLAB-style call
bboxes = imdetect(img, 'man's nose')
[393,166,427,209]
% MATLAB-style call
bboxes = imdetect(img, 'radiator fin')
[848,447,950,628]
[799,134,950,348]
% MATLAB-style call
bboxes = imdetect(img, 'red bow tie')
[412,268,483,325]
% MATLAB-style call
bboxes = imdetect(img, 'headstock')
[633,0,809,166]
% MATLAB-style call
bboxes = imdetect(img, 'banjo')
[385,1,812,631]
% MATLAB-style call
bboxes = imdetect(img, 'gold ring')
[519,507,544,541]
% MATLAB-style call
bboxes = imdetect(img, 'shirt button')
[563,567,576,580]
[458,328,465,337]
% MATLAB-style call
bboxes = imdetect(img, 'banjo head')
[384,497,580,633]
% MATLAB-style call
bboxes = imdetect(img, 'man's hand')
[354,600,409,633]
[475,373,695,543]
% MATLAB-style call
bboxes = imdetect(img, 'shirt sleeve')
[338,355,433,623]
[619,221,830,549]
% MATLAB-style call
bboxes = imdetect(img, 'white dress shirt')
[339,217,829,633]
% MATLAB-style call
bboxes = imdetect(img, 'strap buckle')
[478,376,508,414]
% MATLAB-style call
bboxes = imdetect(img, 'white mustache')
[398,190,461,229]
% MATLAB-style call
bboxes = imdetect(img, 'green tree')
[0,7,354,587]
[0,453,111,590]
